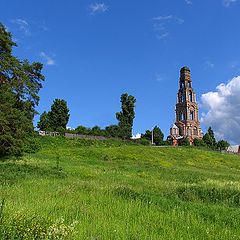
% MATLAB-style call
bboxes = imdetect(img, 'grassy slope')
[1,137,240,239]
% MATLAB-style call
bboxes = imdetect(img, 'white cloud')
[185,0,192,4]
[201,76,240,144]
[40,52,55,66]
[223,0,238,7]
[152,15,184,40]
[12,19,30,35]
[89,3,109,14]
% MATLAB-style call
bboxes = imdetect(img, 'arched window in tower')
[179,112,184,121]
[190,111,194,120]
[189,91,193,102]
[183,93,186,102]
[179,93,183,103]
[194,127,198,135]
[188,82,191,88]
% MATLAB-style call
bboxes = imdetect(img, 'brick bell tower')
[169,66,203,145]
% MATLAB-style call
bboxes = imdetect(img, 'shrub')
[23,136,41,153]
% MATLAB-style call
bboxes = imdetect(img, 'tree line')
[37,93,137,140]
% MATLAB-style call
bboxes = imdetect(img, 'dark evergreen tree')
[0,23,44,156]
[37,111,50,131]
[142,126,164,145]
[217,140,230,151]
[116,93,136,139]
[193,138,206,147]
[105,125,119,138]
[48,99,70,132]
[203,127,217,149]
[153,126,164,145]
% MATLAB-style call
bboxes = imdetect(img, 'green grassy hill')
[1,137,240,239]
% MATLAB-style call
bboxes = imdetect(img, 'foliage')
[179,137,190,146]
[105,125,120,138]
[217,140,230,151]
[23,136,41,154]
[0,23,44,156]
[133,138,150,146]
[48,99,70,132]
[37,111,51,131]
[116,93,136,139]
[142,126,164,146]
[38,99,70,132]
[203,127,217,149]
[74,125,91,135]
[193,138,206,147]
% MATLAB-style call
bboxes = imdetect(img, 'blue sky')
[1,0,240,143]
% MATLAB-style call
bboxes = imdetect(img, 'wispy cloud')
[11,19,30,35]
[89,3,109,15]
[152,15,184,40]
[156,32,169,40]
[185,0,192,5]
[223,0,238,7]
[40,52,55,66]
[204,61,215,69]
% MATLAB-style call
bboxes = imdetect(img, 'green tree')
[153,126,164,146]
[207,127,216,147]
[142,130,152,141]
[203,127,217,149]
[0,23,44,156]
[48,99,70,132]
[179,137,190,146]
[217,140,230,151]
[193,138,206,147]
[37,111,50,131]
[116,93,136,139]
[142,126,164,145]
[91,126,104,136]
[75,125,91,135]
[105,125,119,138]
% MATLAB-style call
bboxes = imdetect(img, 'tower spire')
[169,66,203,145]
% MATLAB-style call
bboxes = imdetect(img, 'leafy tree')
[75,125,91,135]
[203,127,217,149]
[217,140,230,151]
[0,23,44,156]
[193,138,206,147]
[91,126,104,136]
[207,127,216,147]
[37,111,50,131]
[48,99,70,132]
[203,133,214,147]
[105,125,119,138]
[153,126,164,146]
[142,126,164,145]
[116,93,136,139]
[179,137,190,146]
[142,130,152,141]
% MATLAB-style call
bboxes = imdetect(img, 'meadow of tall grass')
[1,137,240,239]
